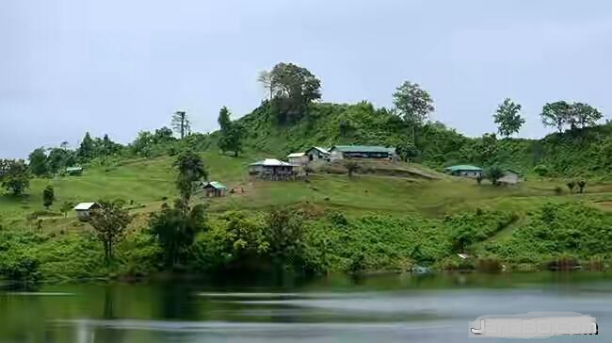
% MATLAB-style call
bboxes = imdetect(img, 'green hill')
[236,101,612,179]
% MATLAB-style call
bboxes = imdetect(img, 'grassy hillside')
[236,102,612,179]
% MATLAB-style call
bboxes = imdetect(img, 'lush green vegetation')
[0,62,610,282]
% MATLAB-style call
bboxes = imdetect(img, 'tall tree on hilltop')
[265,62,322,123]
[493,98,525,137]
[257,70,275,100]
[0,159,30,195]
[77,132,95,161]
[173,150,208,202]
[392,81,434,143]
[570,103,602,129]
[28,147,49,177]
[540,101,573,133]
[172,111,191,139]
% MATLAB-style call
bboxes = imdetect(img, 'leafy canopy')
[493,98,525,137]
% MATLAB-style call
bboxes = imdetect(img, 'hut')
[329,145,396,161]
[248,159,297,180]
[445,165,483,178]
[287,152,308,165]
[65,166,83,176]
[305,147,330,162]
[74,202,100,221]
[203,181,227,197]
[498,170,521,185]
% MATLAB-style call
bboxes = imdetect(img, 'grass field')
[1,153,610,229]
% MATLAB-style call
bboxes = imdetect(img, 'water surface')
[1,272,610,342]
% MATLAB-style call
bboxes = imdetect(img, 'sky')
[1,0,611,158]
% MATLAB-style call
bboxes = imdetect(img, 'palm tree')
[485,166,504,186]
[566,181,576,194]
[344,161,359,178]
[577,180,586,194]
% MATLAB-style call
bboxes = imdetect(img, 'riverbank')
[1,200,610,283]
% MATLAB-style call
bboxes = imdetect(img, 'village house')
[445,165,483,178]
[305,146,330,162]
[498,170,521,185]
[65,166,83,176]
[287,152,308,165]
[329,145,396,161]
[74,202,100,221]
[203,181,227,197]
[248,159,298,181]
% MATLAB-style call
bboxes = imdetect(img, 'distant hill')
[234,101,611,179]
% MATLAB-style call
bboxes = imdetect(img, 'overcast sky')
[1,0,611,158]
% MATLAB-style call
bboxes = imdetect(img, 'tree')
[396,141,419,162]
[173,150,208,201]
[266,62,322,123]
[392,81,434,126]
[577,180,586,194]
[60,200,74,218]
[493,98,525,137]
[149,199,207,267]
[257,70,275,100]
[265,208,305,269]
[77,132,95,161]
[0,159,30,195]
[570,103,602,129]
[171,111,191,139]
[566,181,576,193]
[476,175,483,185]
[344,160,359,177]
[42,185,55,209]
[472,133,498,165]
[217,107,245,157]
[88,200,132,262]
[28,148,49,177]
[485,165,504,186]
[541,101,573,133]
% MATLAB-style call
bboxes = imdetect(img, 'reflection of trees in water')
[93,285,124,343]
[158,282,198,320]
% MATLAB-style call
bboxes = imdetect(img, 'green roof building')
[329,145,396,160]
[65,166,83,176]
[203,181,227,197]
[445,165,483,178]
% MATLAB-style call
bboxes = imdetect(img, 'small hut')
[287,152,308,165]
[498,170,521,185]
[203,181,227,197]
[248,159,297,181]
[305,147,330,162]
[74,202,100,221]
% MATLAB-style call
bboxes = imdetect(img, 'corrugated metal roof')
[445,165,482,172]
[205,181,227,189]
[66,166,83,171]
[249,159,295,167]
[331,145,395,153]
[74,202,97,210]
[307,146,330,154]
[287,152,305,158]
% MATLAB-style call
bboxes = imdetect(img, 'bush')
[532,164,549,176]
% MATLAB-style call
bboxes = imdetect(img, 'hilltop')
[233,102,611,179]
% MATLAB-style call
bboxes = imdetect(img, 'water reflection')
[0,272,610,343]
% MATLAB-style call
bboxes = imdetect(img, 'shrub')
[532,164,549,176]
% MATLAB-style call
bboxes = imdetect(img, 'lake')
[0,272,610,342]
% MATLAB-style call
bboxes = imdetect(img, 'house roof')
[204,181,227,190]
[74,202,98,210]
[306,146,330,154]
[445,165,482,172]
[249,159,295,167]
[66,166,83,172]
[287,152,306,158]
[330,145,395,153]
